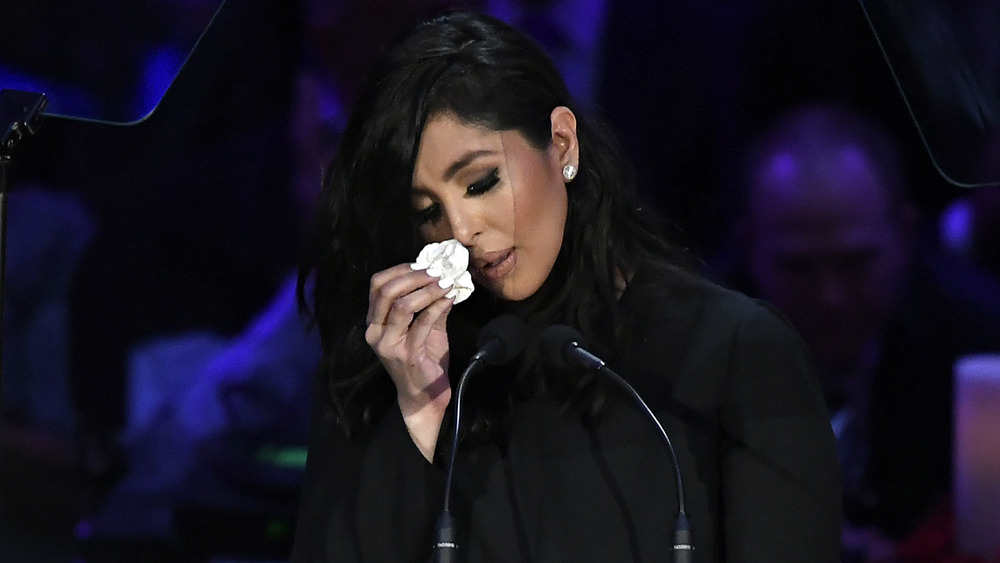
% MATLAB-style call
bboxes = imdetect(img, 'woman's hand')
[365,263,455,460]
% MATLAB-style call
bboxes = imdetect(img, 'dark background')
[1,0,997,561]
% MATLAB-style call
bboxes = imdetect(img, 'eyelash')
[468,168,500,195]
[415,168,501,225]
[416,204,442,225]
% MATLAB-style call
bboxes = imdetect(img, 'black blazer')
[291,271,841,562]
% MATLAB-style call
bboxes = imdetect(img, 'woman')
[292,10,840,562]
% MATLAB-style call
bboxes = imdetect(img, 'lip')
[472,248,515,281]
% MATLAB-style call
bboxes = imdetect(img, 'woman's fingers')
[365,262,453,358]
[367,264,417,324]
[363,263,456,447]
[384,279,450,329]
[367,264,445,326]
[407,292,454,346]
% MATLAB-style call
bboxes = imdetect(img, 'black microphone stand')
[433,314,528,563]
[432,356,481,563]
[595,362,694,563]
[0,88,48,418]
[542,325,694,563]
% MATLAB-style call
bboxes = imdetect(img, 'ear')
[549,106,579,178]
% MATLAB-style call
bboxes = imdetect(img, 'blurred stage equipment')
[0,88,48,410]
[0,0,226,420]
[953,354,1000,559]
[860,0,1000,187]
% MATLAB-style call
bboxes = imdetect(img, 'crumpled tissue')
[410,239,475,304]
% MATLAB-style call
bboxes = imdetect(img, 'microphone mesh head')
[475,314,529,364]
[539,324,587,371]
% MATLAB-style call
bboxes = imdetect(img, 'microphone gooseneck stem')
[441,357,480,512]
[547,326,695,560]
[433,356,481,562]
[432,313,529,562]
[594,361,692,562]
[595,363,687,515]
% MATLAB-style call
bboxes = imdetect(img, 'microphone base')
[672,511,694,563]
[433,511,459,563]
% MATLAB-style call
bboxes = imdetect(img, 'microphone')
[433,314,528,563]
[539,325,694,563]
[470,313,529,366]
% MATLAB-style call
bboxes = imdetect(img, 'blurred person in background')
[710,101,1000,561]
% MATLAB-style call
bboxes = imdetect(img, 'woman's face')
[411,110,577,301]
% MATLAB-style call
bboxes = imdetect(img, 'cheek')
[500,183,566,299]
[517,185,566,247]
[528,163,567,227]
[419,209,465,243]
[420,224,447,243]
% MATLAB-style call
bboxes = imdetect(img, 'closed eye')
[468,168,500,196]
[415,202,442,225]
[414,168,499,225]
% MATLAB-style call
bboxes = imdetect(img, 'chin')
[493,280,541,303]
[496,289,532,302]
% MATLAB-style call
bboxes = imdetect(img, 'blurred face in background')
[744,145,914,375]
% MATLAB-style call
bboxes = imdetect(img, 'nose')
[446,204,483,247]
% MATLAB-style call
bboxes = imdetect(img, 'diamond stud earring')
[562,164,578,182]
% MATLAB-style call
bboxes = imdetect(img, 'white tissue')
[410,239,475,304]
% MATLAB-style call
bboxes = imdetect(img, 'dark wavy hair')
[299,10,691,443]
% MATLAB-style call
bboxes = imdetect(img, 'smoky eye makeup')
[412,165,500,224]
[468,168,500,195]
[414,202,441,225]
